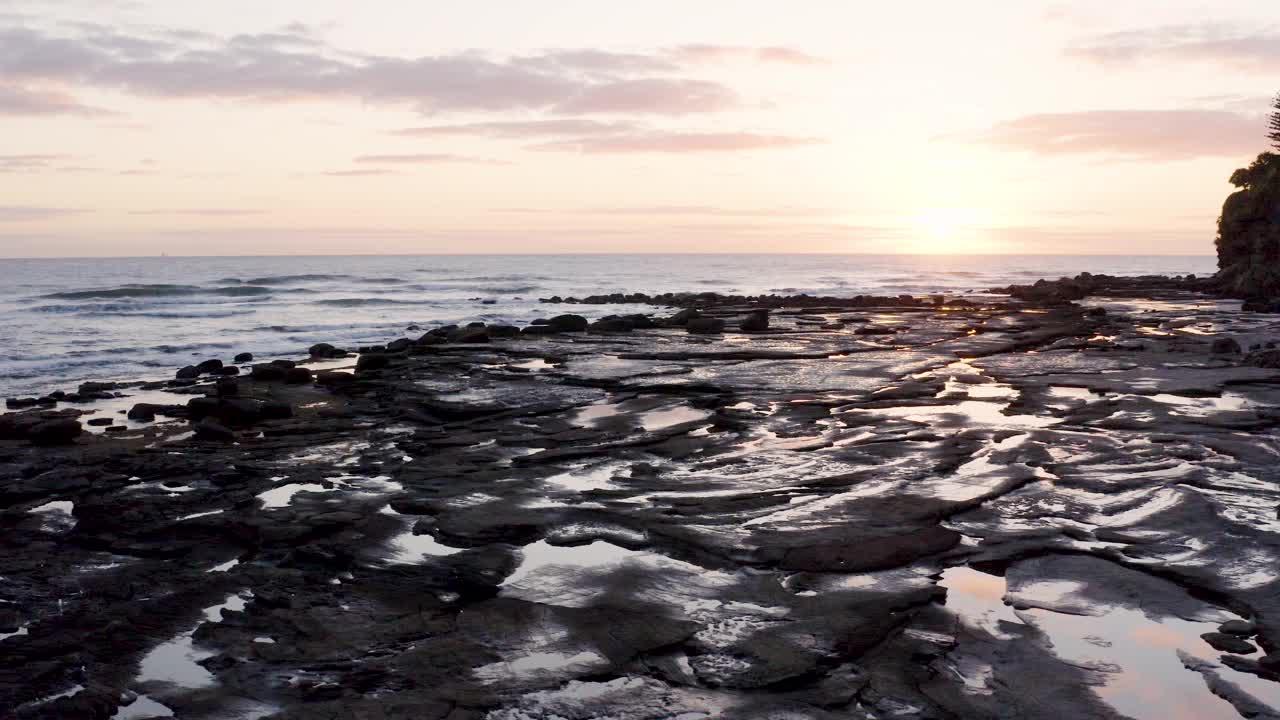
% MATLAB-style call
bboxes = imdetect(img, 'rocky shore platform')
[4,280,1280,719]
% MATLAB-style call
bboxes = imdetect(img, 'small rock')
[309,343,338,358]
[234,352,254,362]
[1244,348,1280,368]
[196,358,224,373]
[1211,338,1242,354]
[86,417,114,426]
[1219,619,1256,636]
[176,365,200,380]
[1201,632,1256,654]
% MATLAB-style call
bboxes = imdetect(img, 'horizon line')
[0,251,1220,261]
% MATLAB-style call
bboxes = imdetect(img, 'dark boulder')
[270,359,297,369]
[625,313,655,329]
[1212,337,1243,354]
[193,418,235,442]
[452,328,491,343]
[686,317,726,334]
[87,417,114,426]
[213,365,240,376]
[196,358,224,374]
[186,396,222,420]
[356,353,391,373]
[589,316,635,333]
[176,365,200,380]
[415,333,446,346]
[1201,632,1256,654]
[316,371,355,386]
[215,378,239,397]
[29,418,82,445]
[547,314,589,332]
[488,324,520,338]
[234,352,254,362]
[667,308,701,326]
[1220,619,1256,636]
[386,338,412,352]
[250,363,289,381]
[260,401,293,420]
[739,310,769,332]
[127,404,158,422]
[1244,348,1280,368]
[284,367,313,384]
[309,342,339,358]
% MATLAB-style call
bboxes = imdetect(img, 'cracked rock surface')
[3,291,1280,719]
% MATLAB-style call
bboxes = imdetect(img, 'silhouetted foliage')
[1218,151,1280,295]
[1271,92,1280,151]
[1229,152,1280,189]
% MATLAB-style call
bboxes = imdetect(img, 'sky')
[0,0,1277,257]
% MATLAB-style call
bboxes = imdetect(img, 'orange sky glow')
[1,0,1277,256]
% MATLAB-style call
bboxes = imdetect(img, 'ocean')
[0,254,1216,399]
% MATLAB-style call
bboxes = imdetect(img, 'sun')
[908,207,991,253]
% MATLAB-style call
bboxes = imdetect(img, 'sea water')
[0,254,1214,398]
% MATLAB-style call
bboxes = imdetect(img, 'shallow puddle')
[383,527,465,564]
[136,592,248,689]
[502,540,641,587]
[940,566,1280,719]
[545,463,626,492]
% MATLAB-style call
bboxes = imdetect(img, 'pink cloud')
[0,205,90,221]
[353,153,505,165]
[392,119,637,138]
[944,110,1265,161]
[321,169,398,177]
[0,83,105,116]
[528,131,825,154]
[670,44,828,66]
[0,25,754,116]
[1067,24,1280,73]
[553,78,740,115]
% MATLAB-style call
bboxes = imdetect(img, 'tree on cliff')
[1270,92,1280,150]
[1218,144,1280,297]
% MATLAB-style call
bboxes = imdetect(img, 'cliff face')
[1217,152,1280,297]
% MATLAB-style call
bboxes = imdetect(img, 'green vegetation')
[1217,149,1280,297]
[1270,93,1280,150]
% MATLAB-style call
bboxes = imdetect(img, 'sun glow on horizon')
[906,207,995,253]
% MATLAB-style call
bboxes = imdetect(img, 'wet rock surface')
[3,289,1280,718]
